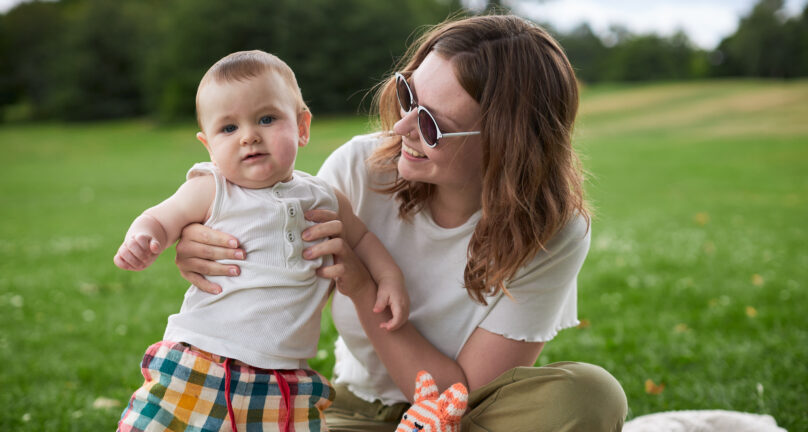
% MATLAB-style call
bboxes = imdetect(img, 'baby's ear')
[197,132,214,161]
[297,110,312,147]
[197,132,209,149]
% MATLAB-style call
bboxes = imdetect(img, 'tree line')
[556,0,808,84]
[1,0,805,122]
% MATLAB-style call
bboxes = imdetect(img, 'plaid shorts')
[118,341,334,432]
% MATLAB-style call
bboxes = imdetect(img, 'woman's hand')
[303,209,376,298]
[175,223,245,294]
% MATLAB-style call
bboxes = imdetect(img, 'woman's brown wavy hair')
[367,14,589,304]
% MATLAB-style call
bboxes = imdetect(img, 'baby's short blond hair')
[196,50,308,129]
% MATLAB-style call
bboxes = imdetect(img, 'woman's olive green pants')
[324,362,627,432]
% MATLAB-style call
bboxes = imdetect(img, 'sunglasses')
[394,72,480,148]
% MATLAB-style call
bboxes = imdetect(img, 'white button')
[288,207,296,217]
[287,232,295,242]
[274,190,282,197]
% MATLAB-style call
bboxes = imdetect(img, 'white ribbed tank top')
[163,162,338,369]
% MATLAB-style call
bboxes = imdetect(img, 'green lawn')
[1,80,806,430]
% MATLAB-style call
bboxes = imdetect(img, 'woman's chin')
[397,158,425,183]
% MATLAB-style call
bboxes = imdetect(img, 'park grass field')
[1,79,806,430]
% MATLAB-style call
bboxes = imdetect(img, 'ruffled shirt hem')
[480,318,581,343]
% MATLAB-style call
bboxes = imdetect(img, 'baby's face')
[196,71,307,189]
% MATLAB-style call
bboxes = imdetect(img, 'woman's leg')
[461,362,627,432]
[324,384,409,432]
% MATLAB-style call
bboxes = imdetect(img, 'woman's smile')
[401,142,427,159]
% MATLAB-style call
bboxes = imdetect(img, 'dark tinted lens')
[418,108,439,147]
[396,76,413,112]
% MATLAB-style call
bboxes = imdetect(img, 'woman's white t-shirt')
[317,134,590,405]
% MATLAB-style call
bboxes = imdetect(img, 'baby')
[115,50,406,432]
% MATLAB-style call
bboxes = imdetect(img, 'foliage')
[1,0,807,122]
[0,1,66,119]
[559,26,710,83]
[556,0,808,84]
[0,0,461,122]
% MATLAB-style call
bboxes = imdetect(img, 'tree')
[55,0,152,120]
[1,0,462,121]
[713,0,792,77]
[0,1,65,120]
[603,31,704,81]
[556,23,609,84]
[141,0,461,120]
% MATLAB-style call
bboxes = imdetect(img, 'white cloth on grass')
[623,410,787,432]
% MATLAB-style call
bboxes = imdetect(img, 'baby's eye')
[259,116,275,125]
[222,124,237,133]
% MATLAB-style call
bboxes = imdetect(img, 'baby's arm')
[335,190,408,331]
[114,176,215,271]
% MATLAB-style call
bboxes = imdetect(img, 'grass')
[1,80,806,430]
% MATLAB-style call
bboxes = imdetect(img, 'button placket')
[281,198,303,265]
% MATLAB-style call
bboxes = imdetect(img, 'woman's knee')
[464,362,626,432]
[549,362,627,431]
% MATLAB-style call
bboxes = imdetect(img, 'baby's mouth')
[242,152,267,161]
[402,142,427,159]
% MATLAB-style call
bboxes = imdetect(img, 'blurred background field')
[1,79,806,431]
[2,0,808,430]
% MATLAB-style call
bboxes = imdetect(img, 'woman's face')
[393,52,484,194]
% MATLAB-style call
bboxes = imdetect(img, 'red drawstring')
[274,370,292,432]
[223,358,292,432]
[223,358,238,432]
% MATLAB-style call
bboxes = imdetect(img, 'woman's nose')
[392,109,418,138]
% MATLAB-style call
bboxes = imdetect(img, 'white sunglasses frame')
[394,72,480,148]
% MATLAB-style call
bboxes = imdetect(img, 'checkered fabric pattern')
[118,341,334,432]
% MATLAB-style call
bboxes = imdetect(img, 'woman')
[176,14,627,431]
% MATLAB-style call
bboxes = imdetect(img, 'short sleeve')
[316,134,380,213]
[478,215,591,342]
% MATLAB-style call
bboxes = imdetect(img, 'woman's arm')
[351,283,544,396]
[303,209,545,398]
[457,328,544,390]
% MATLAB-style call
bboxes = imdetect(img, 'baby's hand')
[373,279,410,331]
[114,233,162,271]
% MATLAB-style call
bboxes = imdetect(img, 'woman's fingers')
[181,223,240,249]
[302,220,343,242]
[180,270,223,294]
[175,256,239,277]
[304,209,339,224]
[302,207,342,243]
[176,238,245,262]
[304,237,347,260]
[316,262,345,280]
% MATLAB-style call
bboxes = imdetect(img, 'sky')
[475,0,807,49]
[1,0,806,50]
